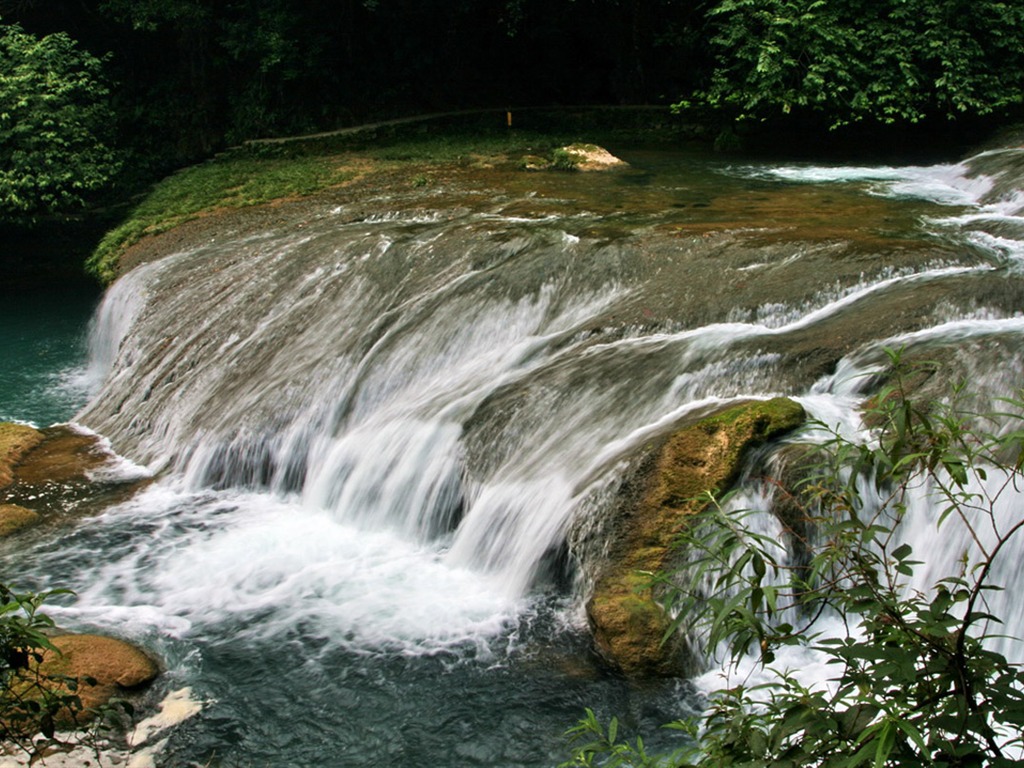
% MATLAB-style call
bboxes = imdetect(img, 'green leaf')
[873,720,896,768]
[892,543,913,561]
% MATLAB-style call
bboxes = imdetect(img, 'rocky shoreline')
[0,422,159,730]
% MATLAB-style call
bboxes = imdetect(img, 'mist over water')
[4,144,1024,765]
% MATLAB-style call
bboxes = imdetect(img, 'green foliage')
[563,708,697,768]
[0,23,120,221]
[565,355,1024,766]
[679,0,1024,127]
[550,147,581,171]
[98,0,210,32]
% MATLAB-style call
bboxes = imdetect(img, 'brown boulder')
[38,634,160,717]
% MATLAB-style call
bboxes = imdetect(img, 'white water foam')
[54,484,526,658]
[736,148,1024,270]
[745,161,994,206]
[83,261,159,393]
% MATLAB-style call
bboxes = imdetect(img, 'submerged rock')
[586,397,805,677]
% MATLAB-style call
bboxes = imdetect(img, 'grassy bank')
[86,144,360,284]
[85,107,700,284]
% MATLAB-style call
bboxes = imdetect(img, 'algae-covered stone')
[0,504,40,537]
[38,634,160,718]
[555,143,628,171]
[586,397,805,677]
[0,424,149,524]
[0,423,44,488]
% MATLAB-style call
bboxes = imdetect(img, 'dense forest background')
[2,0,1023,283]
[2,0,707,174]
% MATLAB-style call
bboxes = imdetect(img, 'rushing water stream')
[3,141,1024,766]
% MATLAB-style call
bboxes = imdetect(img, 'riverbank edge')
[85,107,710,285]
[84,108,1017,286]
[2,107,1015,291]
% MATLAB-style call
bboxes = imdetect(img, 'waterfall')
[74,145,1024,637]
[13,142,1023,766]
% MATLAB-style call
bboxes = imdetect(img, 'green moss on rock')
[586,397,805,677]
[0,423,44,489]
[0,504,40,537]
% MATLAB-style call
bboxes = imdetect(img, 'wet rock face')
[586,397,805,677]
[0,423,147,535]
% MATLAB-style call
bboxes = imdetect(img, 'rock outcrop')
[586,397,805,677]
[556,143,628,171]
[521,143,628,172]
[0,422,148,536]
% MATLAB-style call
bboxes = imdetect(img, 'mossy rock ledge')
[586,397,805,677]
[0,422,45,488]
[0,422,148,535]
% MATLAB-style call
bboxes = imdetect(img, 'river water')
[2,141,1023,766]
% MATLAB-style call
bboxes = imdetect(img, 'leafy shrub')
[0,584,129,760]
[680,0,1024,127]
[0,23,120,222]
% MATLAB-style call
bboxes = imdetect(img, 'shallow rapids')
[4,141,1024,766]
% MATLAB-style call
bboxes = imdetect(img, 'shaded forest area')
[2,0,1023,286]
[3,0,703,170]
[10,0,1021,175]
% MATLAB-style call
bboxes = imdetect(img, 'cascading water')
[3,142,1024,766]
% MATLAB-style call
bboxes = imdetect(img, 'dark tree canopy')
[3,0,705,166]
